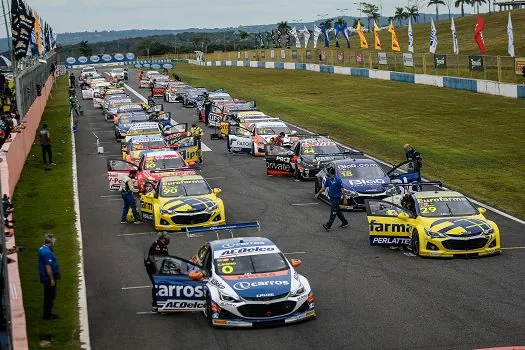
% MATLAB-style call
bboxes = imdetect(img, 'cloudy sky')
[2,0,490,35]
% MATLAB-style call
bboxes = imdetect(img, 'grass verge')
[12,76,80,349]
[175,64,525,219]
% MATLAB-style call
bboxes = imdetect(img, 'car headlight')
[385,187,397,195]
[208,202,218,211]
[160,208,173,215]
[290,284,305,297]
[425,228,447,238]
[482,227,495,236]
[219,291,241,303]
[343,189,358,197]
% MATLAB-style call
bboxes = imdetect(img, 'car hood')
[117,123,131,131]
[427,217,494,237]
[301,154,345,166]
[142,169,197,180]
[160,195,218,213]
[342,177,389,194]
[219,270,292,299]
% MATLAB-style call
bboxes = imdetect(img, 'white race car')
[82,81,112,100]
[140,70,160,88]
[149,233,316,327]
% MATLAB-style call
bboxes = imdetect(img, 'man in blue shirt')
[315,167,349,231]
[38,233,61,320]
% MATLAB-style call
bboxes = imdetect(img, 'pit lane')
[75,70,525,349]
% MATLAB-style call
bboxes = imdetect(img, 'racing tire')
[314,181,320,195]
[411,230,421,256]
[152,212,160,232]
[294,169,304,181]
[205,295,213,325]
[251,143,256,156]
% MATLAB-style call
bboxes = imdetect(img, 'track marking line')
[282,120,525,226]
[122,285,151,290]
[117,231,157,237]
[501,246,525,250]
[136,311,156,315]
[123,82,213,152]
[99,194,120,198]
[106,198,122,201]
[291,203,319,206]
[204,177,226,180]
[283,251,307,255]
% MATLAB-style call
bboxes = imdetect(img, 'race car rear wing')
[383,181,444,192]
[314,150,365,167]
[185,221,260,239]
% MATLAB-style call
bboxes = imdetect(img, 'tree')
[471,0,486,14]
[405,5,420,23]
[443,0,454,19]
[362,3,380,30]
[238,30,250,40]
[394,7,407,26]
[277,21,290,31]
[454,0,471,17]
[137,39,153,56]
[352,19,360,29]
[78,40,92,56]
[428,0,445,20]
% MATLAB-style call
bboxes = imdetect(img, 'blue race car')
[148,233,316,327]
[315,158,421,210]
[114,111,149,140]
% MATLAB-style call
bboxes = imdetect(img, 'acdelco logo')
[156,285,204,298]
[220,246,275,256]
[233,280,289,291]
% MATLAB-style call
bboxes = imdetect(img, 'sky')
[1,0,491,36]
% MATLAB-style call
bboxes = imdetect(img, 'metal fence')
[14,52,57,116]
[175,49,525,85]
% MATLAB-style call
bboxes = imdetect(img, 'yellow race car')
[140,175,226,231]
[365,190,501,258]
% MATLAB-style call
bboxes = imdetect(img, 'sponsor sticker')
[233,280,289,291]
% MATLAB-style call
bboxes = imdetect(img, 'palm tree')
[362,3,380,30]
[277,21,290,31]
[443,0,454,19]
[238,30,250,40]
[471,0,486,14]
[405,5,420,23]
[428,0,445,20]
[454,0,471,17]
[394,7,406,26]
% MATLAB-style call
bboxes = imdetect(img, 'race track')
[75,70,525,350]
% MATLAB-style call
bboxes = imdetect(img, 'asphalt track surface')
[76,71,525,350]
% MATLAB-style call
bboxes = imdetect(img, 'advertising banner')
[469,55,484,71]
[65,53,137,68]
[514,57,525,75]
[403,53,414,67]
[292,50,298,59]
[377,52,388,65]
[434,54,447,68]
[306,50,312,60]
[337,50,344,62]
[355,52,363,64]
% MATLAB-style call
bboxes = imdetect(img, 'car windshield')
[83,68,95,73]
[416,196,478,217]
[301,142,340,155]
[119,114,148,124]
[144,156,185,171]
[132,140,166,150]
[129,126,159,134]
[112,69,124,73]
[160,178,211,197]
[336,163,386,178]
[257,126,290,136]
[214,253,288,276]
[118,106,143,112]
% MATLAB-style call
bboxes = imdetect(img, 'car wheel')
[314,180,320,195]
[205,295,213,325]
[152,212,160,231]
[294,168,304,181]
[411,230,421,256]
[251,143,256,156]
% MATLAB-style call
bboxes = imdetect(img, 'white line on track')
[501,246,525,250]
[136,311,156,315]
[291,203,319,206]
[71,112,91,349]
[106,198,122,201]
[205,177,226,180]
[123,82,213,152]
[117,231,157,237]
[122,285,151,290]
[283,252,307,255]
[100,194,120,198]
[283,120,525,226]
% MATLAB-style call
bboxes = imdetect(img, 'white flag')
[507,12,515,57]
[451,18,459,55]
[429,18,438,54]
[289,27,301,48]
[313,24,322,49]
[408,18,414,53]
[301,26,311,48]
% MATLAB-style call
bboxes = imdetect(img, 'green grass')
[175,63,525,219]
[12,76,80,349]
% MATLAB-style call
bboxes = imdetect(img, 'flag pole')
[1,0,14,72]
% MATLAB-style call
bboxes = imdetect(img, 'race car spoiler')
[383,181,444,191]
[185,221,260,239]
[314,151,365,166]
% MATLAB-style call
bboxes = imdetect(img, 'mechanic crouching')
[145,232,170,312]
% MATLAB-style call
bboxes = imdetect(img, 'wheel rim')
[412,232,420,255]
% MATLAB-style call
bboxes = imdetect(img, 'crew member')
[138,70,143,81]
[272,132,285,146]
[149,79,155,97]
[315,166,348,231]
[404,143,423,171]
[120,170,141,224]
[145,232,170,312]
[69,72,76,88]
[190,122,204,163]
[203,95,212,126]
[39,233,60,320]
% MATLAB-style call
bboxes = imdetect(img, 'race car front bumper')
[210,296,316,328]
[153,210,225,231]
[419,234,501,258]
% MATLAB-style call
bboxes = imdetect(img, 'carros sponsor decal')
[233,280,289,291]
[369,221,412,233]
[370,236,411,246]
[156,284,204,298]
[215,246,277,258]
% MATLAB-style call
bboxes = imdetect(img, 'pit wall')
[187,59,524,99]
[0,74,55,350]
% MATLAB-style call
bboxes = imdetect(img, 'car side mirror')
[213,188,222,195]
[188,270,205,281]
[398,212,410,220]
[478,207,487,214]
[289,259,302,268]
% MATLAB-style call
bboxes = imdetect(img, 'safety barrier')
[190,60,525,99]
[0,73,55,350]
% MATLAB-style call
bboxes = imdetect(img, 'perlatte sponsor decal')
[371,237,411,245]
[233,280,289,291]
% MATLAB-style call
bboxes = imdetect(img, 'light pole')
[317,13,329,22]
[336,8,349,17]
[353,3,362,21]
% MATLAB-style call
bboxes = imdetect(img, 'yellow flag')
[357,20,368,49]
[34,12,42,55]
[373,22,382,50]
[388,21,401,52]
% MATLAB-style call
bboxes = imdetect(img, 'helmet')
[192,122,197,127]
[279,132,285,137]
